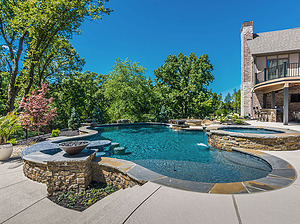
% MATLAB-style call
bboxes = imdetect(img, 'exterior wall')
[241,21,254,117]
[253,86,300,121]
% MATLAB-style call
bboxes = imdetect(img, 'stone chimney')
[241,21,253,117]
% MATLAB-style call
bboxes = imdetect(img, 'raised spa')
[94,125,271,183]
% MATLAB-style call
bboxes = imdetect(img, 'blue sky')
[70,0,300,96]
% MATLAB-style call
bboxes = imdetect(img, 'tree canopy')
[0,0,112,113]
[154,52,215,118]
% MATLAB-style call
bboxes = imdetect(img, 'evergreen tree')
[157,105,168,123]
[68,107,81,130]
[92,107,104,124]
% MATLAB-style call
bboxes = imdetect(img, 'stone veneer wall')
[23,153,141,196]
[207,132,300,151]
[46,153,95,196]
[23,160,47,184]
[92,163,142,190]
[253,86,300,121]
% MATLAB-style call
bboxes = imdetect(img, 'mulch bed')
[16,129,79,146]
[48,181,118,211]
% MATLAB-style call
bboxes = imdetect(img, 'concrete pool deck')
[1,123,300,223]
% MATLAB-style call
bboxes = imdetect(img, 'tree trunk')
[4,60,20,114]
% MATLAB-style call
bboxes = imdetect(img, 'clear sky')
[70,0,300,96]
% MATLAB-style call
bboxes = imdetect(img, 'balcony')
[255,63,300,85]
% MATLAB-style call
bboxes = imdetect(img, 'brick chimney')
[241,21,253,117]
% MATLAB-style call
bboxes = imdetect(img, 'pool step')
[79,182,161,223]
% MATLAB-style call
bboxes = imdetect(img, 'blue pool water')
[221,128,283,134]
[93,125,271,183]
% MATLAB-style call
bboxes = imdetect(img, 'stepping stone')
[110,143,120,150]
[113,147,126,155]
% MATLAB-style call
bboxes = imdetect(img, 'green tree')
[0,0,112,113]
[154,53,214,118]
[51,71,105,127]
[103,58,154,122]
[231,89,241,114]
[92,107,104,124]
[68,107,81,130]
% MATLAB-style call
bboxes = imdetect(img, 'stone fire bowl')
[58,141,90,155]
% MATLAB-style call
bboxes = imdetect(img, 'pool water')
[93,125,271,183]
[221,128,283,134]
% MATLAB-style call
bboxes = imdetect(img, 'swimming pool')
[221,128,283,134]
[94,125,271,183]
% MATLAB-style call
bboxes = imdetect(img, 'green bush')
[234,119,244,125]
[142,114,156,122]
[7,138,17,145]
[51,129,60,137]
[219,116,227,123]
[68,108,81,130]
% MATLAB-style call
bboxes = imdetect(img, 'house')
[241,21,300,124]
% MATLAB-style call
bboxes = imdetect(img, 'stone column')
[241,21,254,117]
[283,85,289,125]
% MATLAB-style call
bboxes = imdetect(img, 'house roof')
[247,27,300,55]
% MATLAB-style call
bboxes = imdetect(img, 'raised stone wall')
[46,153,95,196]
[23,160,47,183]
[23,152,142,196]
[207,132,300,151]
[92,163,141,190]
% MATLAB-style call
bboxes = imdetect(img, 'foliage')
[220,89,241,115]
[48,182,117,211]
[7,138,16,145]
[0,0,112,113]
[51,71,105,127]
[103,58,155,122]
[157,105,168,123]
[219,116,227,123]
[234,119,244,125]
[154,53,215,118]
[0,112,21,144]
[68,107,81,130]
[19,83,57,135]
[92,107,104,124]
[51,129,60,138]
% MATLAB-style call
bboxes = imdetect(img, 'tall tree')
[103,58,154,122]
[0,0,112,113]
[154,52,214,118]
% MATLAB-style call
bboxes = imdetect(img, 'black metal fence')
[255,62,300,84]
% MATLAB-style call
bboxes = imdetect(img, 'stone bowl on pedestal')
[58,141,90,155]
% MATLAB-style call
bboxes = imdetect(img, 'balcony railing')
[255,62,300,85]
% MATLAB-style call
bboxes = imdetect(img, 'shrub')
[51,129,60,137]
[142,114,156,122]
[0,112,21,144]
[234,119,244,125]
[7,138,17,145]
[68,108,81,130]
[219,116,227,123]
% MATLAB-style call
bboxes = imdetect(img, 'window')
[291,94,300,102]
